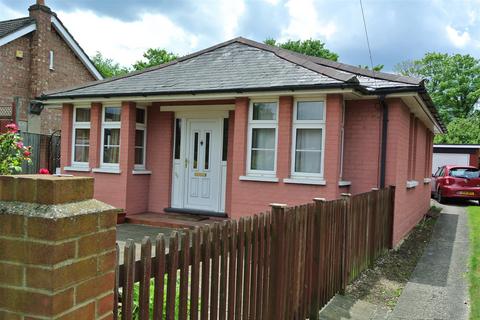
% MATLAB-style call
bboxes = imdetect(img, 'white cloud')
[279,0,336,41]
[445,25,471,47]
[56,9,199,66]
[216,0,245,39]
[0,2,22,21]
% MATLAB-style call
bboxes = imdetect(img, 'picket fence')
[114,187,395,320]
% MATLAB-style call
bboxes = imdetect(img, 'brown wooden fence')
[114,187,395,320]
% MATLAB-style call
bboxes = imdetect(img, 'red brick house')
[0,0,102,135]
[40,37,444,245]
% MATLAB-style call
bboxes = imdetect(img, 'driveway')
[116,224,183,263]
[390,199,472,319]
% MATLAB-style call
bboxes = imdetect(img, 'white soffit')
[0,23,36,47]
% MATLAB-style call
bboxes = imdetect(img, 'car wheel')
[437,188,445,204]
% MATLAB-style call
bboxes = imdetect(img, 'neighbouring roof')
[0,17,35,38]
[40,37,444,130]
[0,13,102,80]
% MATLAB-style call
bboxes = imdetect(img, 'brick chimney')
[28,0,53,98]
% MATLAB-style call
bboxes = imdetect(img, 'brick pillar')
[89,103,103,169]
[228,97,249,216]
[277,96,293,180]
[120,101,136,174]
[60,103,73,170]
[0,175,118,319]
[324,94,343,198]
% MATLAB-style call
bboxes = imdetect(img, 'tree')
[264,38,339,61]
[91,52,130,78]
[358,64,384,71]
[434,114,480,144]
[394,53,480,124]
[132,48,178,71]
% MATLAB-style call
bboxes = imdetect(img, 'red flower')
[16,142,24,149]
[23,150,31,157]
[5,123,18,133]
[39,168,50,174]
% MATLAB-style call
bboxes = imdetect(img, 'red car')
[432,165,480,204]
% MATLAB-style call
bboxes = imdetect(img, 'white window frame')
[71,106,90,168]
[100,106,121,169]
[49,50,54,70]
[246,100,279,177]
[290,98,326,180]
[134,106,147,170]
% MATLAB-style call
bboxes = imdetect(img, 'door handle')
[184,159,188,168]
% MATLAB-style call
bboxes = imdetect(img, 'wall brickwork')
[0,3,96,135]
[0,175,117,319]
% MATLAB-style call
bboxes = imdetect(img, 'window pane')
[104,129,120,146]
[193,132,198,169]
[104,147,120,164]
[296,129,322,151]
[295,151,321,173]
[251,150,275,171]
[75,129,90,145]
[253,102,276,120]
[135,147,144,165]
[135,130,144,148]
[74,146,89,162]
[174,119,181,160]
[222,118,228,161]
[136,108,145,124]
[252,128,275,149]
[105,107,121,122]
[205,132,210,170]
[297,101,324,120]
[75,108,90,122]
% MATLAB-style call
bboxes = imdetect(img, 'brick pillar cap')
[0,175,94,205]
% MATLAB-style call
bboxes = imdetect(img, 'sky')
[1,0,480,72]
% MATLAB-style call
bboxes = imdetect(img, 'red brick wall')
[470,151,479,168]
[343,99,381,194]
[0,4,96,135]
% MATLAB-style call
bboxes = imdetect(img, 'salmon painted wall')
[228,94,345,218]
[385,99,432,245]
[343,100,381,194]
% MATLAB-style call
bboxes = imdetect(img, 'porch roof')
[39,37,445,131]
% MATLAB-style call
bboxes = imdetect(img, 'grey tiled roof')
[0,17,35,39]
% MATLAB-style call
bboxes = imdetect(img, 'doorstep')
[125,211,228,229]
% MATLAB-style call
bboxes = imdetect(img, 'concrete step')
[319,295,390,320]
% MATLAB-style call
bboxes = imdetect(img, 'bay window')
[72,106,90,166]
[246,101,278,176]
[134,107,147,169]
[291,100,325,179]
[101,107,121,167]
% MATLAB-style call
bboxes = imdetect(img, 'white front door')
[184,119,222,212]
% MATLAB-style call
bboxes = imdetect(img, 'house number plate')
[194,172,207,177]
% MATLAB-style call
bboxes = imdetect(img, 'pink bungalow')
[40,38,444,245]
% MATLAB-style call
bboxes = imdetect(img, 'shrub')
[0,124,31,175]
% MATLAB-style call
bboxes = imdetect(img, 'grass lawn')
[468,206,480,320]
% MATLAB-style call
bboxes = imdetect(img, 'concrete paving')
[319,295,389,320]
[116,223,183,263]
[390,200,471,320]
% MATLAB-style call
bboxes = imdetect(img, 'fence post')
[268,203,287,320]
[340,193,351,295]
[0,175,118,319]
[310,198,325,320]
[388,186,396,249]
[369,188,379,265]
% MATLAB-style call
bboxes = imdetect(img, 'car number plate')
[458,191,474,196]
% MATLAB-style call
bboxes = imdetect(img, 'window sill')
[64,166,91,172]
[406,180,419,189]
[283,178,326,186]
[339,180,352,187]
[92,167,121,174]
[423,178,432,184]
[239,175,279,183]
[132,170,152,175]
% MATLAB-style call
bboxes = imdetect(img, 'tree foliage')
[395,53,480,124]
[91,52,130,78]
[434,114,480,144]
[132,48,178,71]
[358,64,384,71]
[264,38,339,61]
